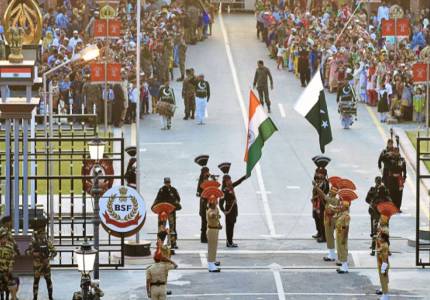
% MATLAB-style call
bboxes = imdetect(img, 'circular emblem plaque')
[99,186,146,237]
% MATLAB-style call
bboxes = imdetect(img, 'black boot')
[48,287,53,300]
[267,105,271,113]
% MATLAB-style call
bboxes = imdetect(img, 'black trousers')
[300,70,310,87]
[257,86,271,108]
[225,217,236,244]
[312,204,325,239]
[199,198,208,241]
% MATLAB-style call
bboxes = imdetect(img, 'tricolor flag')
[0,67,32,79]
[244,91,278,176]
[294,72,332,153]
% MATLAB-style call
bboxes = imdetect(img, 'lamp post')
[42,44,100,239]
[88,138,105,280]
[74,240,97,300]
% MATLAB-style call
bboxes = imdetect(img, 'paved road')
[18,13,429,300]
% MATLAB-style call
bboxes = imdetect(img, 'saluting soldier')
[153,178,181,249]
[26,228,57,300]
[182,69,196,120]
[314,184,339,262]
[146,246,178,300]
[219,163,247,248]
[366,176,391,256]
[158,80,176,130]
[0,228,18,300]
[334,200,351,274]
[194,74,210,125]
[207,195,222,272]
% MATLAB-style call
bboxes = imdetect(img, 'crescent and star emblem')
[198,82,206,90]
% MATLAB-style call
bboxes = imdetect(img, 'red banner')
[396,19,410,36]
[381,19,395,36]
[94,19,121,38]
[90,63,122,82]
[412,63,428,83]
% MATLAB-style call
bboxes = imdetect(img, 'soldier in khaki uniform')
[335,201,351,274]
[207,195,222,272]
[0,228,18,300]
[146,248,177,300]
[314,185,339,261]
[376,214,390,299]
[26,228,57,300]
[182,69,196,120]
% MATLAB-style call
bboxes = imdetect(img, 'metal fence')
[0,130,126,268]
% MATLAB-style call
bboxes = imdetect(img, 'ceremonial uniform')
[323,193,339,261]
[0,229,17,300]
[207,203,221,272]
[146,261,176,300]
[197,175,208,243]
[386,154,406,210]
[375,217,391,300]
[26,231,57,300]
[153,182,181,249]
[378,146,394,185]
[335,202,351,273]
[312,174,329,242]
[220,175,247,247]
[182,72,196,120]
[195,78,210,125]
[178,42,187,81]
[158,85,176,130]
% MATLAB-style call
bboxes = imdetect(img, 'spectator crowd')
[255,0,430,125]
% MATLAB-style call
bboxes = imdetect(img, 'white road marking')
[256,191,272,194]
[351,252,361,267]
[176,250,370,255]
[278,103,286,118]
[286,185,300,189]
[199,252,208,268]
[270,263,286,300]
[219,9,278,238]
[164,292,423,298]
[139,148,147,152]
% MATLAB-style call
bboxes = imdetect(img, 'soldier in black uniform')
[386,148,406,211]
[124,146,137,189]
[366,176,391,255]
[158,80,176,130]
[153,178,181,249]
[219,163,247,248]
[312,168,329,243]
[378,139,395,185]
[195,155,211,243]
[195,74,210,125]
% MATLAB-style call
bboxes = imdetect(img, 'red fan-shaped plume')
[338,189,358,202]
[328,176,342,188]
[376,202,399,218]
[201,186,224,199]
[338,178,356,190]
[200,180,221,190]
[151,202,176,216]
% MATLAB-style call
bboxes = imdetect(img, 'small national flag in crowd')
[244,90,278,176]
[294,72,332,153]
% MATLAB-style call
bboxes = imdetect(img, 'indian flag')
[244,91,278,176]
[294,72,332,153]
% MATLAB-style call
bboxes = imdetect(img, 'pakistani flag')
[245,91,278,176]
[294,72,332,153]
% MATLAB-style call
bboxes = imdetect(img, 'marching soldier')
[366,176,391,255]
[253,60,273,113]
[177,38,187,82]
[314,184,339,262]
[194,74,210,125]
[378,139,395,185]
[195,155,211,243]
[207,195,222,272]
[0,228,18,300]
[26,228,57,300]
[386,147,406,211]
[311,168,329,243]
[158,80,176,130]
[376,231,390,300]
[146,246,178,300]
[182,69,196,120]
[335,200,351,274]
[219,162,247,248]
[153,178,181,249]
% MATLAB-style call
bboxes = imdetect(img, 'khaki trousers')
[324,211,337,249]
[150,285,167,300]
[336,225,349,262]
[207,228,219,262]
[378,263,389,293]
